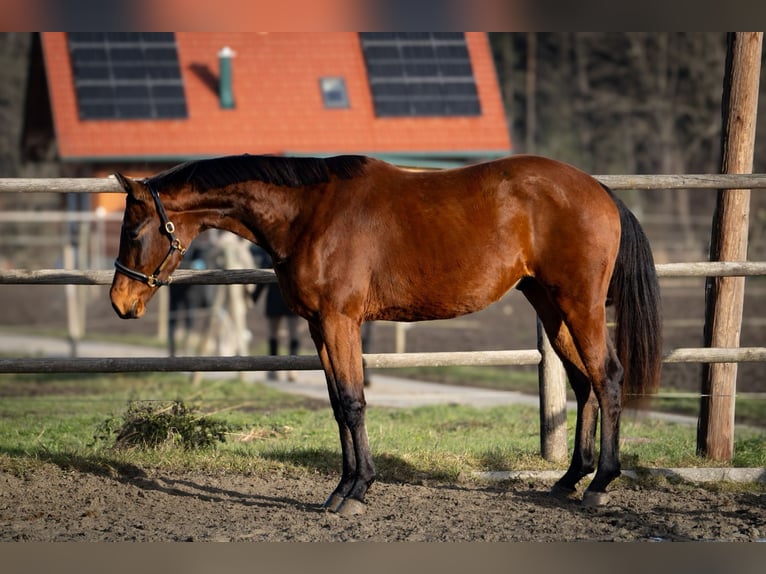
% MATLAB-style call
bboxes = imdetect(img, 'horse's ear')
[112,173,148,197]
[113,173,134,194]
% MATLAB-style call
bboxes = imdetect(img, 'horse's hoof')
[336,498,367,517]
[582,491,610,507]
[322,493,345,513]
[549,483,578,501]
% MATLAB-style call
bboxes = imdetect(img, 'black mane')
[146,154,369,192]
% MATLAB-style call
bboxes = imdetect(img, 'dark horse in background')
[110,154,662,516]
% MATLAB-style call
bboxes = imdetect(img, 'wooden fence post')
[63,244,81,357]
[537,318,568,462]
[157,288,169,344]
[698,32,762,461]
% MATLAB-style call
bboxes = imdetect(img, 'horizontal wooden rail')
[1,348,764,374]
[594,173,766,189]
[0,350,542,374]
[3,262,766,285]
[0,177,124,194]
[663,347,766,363]
[0,210,122,223]
[0,269,278,285]
[654,261,766,277]
[2,173,766,194]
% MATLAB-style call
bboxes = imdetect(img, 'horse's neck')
[169,183,307,259]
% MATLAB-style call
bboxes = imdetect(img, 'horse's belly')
[369,275,521,322]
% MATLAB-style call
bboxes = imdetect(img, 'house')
[26,32,511,214]
[17,32,514,354]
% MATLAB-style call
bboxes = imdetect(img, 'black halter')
[114,183,187,288]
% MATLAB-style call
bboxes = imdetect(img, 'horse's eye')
[123,226,142,242]
[124,220,147,242]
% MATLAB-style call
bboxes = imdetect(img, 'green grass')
[1,371,763,485]
[382,366,766,429]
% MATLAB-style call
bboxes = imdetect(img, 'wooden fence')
[1,266,764,369]
[1,174,765,461]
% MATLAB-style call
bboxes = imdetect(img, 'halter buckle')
[171,238,186,254]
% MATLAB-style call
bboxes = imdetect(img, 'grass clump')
[95,400,237,451]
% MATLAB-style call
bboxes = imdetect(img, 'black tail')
[604,186,663,403]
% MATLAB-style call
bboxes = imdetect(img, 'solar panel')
[359,33,481,118]
[67,32,187,120]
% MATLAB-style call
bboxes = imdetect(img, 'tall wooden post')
[698,32,762,461]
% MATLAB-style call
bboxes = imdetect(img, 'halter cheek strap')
[114,183,187,288]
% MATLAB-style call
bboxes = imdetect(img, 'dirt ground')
[1,462,764,542]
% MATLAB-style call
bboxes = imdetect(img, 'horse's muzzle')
[111,298,143,319]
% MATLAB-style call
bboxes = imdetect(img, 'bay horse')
[110,154,662,515]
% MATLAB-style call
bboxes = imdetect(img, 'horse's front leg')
[309,317,375,516]
[309,323,355,511]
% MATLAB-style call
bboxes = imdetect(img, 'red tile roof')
[42,33,511,163]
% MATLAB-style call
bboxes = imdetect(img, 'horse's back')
[366,154,621,273]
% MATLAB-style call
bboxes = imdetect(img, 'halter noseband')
[114,183,187,288]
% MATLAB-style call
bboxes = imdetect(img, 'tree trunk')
[525,33,536,154]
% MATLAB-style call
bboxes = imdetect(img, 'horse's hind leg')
[553,366,599,497]
[519,280,599,496]
[582,338,623,506]
[555,296,624,506]
[549,340,625,506]
[309,316,375,516]
[521,277,625,505]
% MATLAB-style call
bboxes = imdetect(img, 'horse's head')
[110,174,192,319]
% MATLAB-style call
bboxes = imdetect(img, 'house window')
[319,77,350,109]
[359,32,481,118]
[67,32,188,120]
